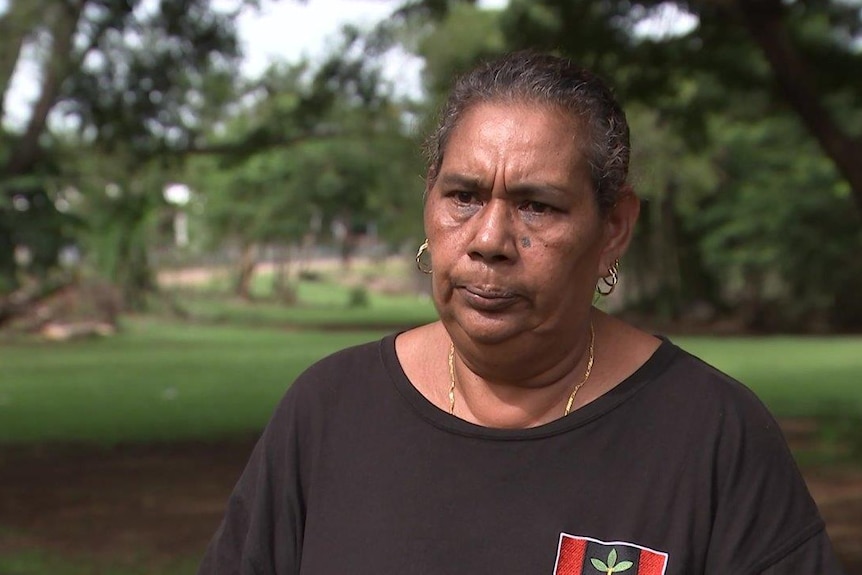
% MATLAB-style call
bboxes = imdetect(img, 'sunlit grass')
[175,286,437,328]
[675,335,862,417]
[168,264,438,329]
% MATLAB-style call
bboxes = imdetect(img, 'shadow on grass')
[786,406,862,468]
[0,549,199,575]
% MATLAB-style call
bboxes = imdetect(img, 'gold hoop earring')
[415,239,432,274]
[595,258,619,296]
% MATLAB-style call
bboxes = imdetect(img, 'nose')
[467,199,517,264]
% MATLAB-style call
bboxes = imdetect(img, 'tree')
[186,36,424,299]
[624,105,720,321]
[499,0,862,215]
[695,113,862,330]
[414,2,506,99]
[1,0,243,178]
[397,0,862,329]
[0,0,245,318]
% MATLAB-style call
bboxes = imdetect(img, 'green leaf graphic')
[615,560,634,572]
[591,558,608,571]
[608,549,618,567]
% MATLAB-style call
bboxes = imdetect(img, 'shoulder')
[650,341,828,572]
[649,340,779,429]
[282,334,393,412]
[647,341,794,475]
[294,335,388,386]
[253,334,395,440]
[612,338,794,481]
[254,334,395,477]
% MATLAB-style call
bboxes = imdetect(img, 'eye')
[452,190,480,205]
[520,200,553,214]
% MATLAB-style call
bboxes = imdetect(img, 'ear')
[597,186,640,276]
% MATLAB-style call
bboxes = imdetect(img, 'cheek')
[425,209,465,260]
[425,227,459,286]
[531,227,603,278]
[423,197,450,236]
[537,223,592,255]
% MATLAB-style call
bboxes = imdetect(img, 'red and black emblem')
[553,533,668,575]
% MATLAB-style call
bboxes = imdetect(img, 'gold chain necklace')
[447,343,457,415]
[564,321,595,415]
[447,321,595,417]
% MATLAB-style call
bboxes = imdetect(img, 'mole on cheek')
[520,237,532,248]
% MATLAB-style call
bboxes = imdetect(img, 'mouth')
[458,285,521,312]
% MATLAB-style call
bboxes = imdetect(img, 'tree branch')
[0,0,46,119]
[183,126,343,160]
[5,0,86,177]
[730,0,862,213]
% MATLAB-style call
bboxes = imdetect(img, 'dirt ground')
[1,437,861,573]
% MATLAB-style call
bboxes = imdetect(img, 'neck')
[448,315,597,428]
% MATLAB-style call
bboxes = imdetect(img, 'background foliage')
[1,0,861,331]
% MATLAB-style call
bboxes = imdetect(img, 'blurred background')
[0,0,861,573]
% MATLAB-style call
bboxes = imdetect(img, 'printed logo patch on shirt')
[553,533,668,575]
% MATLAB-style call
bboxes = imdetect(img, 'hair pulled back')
[424,51,630,216]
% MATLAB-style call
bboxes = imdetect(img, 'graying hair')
[424,51,630,216]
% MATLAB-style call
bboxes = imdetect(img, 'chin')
[450,312,532,347]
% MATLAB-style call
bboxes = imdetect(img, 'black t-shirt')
[198,335,846,574]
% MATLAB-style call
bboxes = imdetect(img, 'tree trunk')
[0,0,45,119]
[235,244,258,300]
[122,240,154,312]
[5,0,85,177]
[729,0,862,216]
[271,245,297,304]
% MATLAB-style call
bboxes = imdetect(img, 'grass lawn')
[169,264,437,329]
[0,317,386,444]
[170,277,438,329]
[0,315,860,445]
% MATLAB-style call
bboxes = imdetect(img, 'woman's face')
[424,102,619,348]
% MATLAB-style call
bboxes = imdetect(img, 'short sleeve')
[196,386,309,575]
[759,529,846,574]
[701,378,840,574]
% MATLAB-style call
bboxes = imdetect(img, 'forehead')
[452,100,581,142]
[439,101,589,182]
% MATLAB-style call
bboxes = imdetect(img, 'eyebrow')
[436,173,484,190]
[436,173,568,198]
[507,182,569,198]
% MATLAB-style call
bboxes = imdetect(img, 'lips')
[458,285,521,312]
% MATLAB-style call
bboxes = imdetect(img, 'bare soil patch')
[1,435,861,573]
[0,439,255,567]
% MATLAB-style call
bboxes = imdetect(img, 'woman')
[198,52,845,574]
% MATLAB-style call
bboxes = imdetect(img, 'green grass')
[0,317,384,444]
[172,278,438,329]
[1,315,860,445]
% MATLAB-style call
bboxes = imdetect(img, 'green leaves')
[590,548,634,573]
